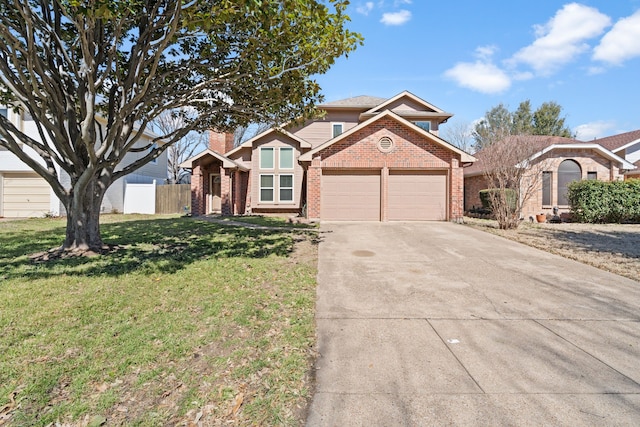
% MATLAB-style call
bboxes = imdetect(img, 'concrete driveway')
[306,222,640,426]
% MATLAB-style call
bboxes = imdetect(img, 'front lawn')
[0,215,318,426]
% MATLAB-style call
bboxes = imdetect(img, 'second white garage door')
[321,170,380,221]
[387,171,447,221]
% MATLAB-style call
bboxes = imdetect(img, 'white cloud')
[574,120,616,140]
[380,9,411,26]
[394,0,412,5]
[593,10,640,65]
[356,2,375,16]
[509,3,611,75]
[444,46,511,94]
[444,61,511,94]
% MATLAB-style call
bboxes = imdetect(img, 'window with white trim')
[279,174,294,202]
[260,147,274,169]
[279,147,294,169]
[260,174,274,202]
[332,123,343,138]
[0,107,7,119]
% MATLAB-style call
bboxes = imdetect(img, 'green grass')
[0,214,318,426]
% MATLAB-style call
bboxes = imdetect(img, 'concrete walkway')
[306,222,640,426]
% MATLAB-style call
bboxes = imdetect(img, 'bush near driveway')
[0,215,318,426]
[568,179,640,223]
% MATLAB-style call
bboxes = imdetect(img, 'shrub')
[568,179,640,223]
[479,188,517,212]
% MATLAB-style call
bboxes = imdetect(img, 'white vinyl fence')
[123,180,156,214]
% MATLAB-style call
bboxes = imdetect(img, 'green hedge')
[568,179,640,223]
[479,188,517,212]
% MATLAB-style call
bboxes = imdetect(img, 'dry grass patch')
[464,217,640,281]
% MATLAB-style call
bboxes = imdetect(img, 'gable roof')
[179,149,248,171]
[299,110,475,163]
[224,127,312,157]
[464,135,635,177]
[591,129,640,153]
[359,91,453,123]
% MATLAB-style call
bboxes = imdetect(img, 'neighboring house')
[181,91,476,222]
[592,130,640,180]
[464,134,637,219]
[0,105,168,217]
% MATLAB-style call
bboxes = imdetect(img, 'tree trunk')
[62,178,107,252]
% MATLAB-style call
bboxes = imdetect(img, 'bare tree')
[233,122,273,147]
[151,110,206,184]
[441,120,474,153]
[478,134,550,229]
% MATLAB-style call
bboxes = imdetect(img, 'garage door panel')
[322,171,380,221]
[2,173,51,217]
[388,171,446,221]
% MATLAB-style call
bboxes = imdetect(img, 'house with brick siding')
[181,91,476,221]
[464,134,637,220]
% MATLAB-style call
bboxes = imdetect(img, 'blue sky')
[316,0,640,140]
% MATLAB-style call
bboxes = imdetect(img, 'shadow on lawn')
[0,217,310,280]
[537,227,640,259]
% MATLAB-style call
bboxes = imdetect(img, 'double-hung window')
[279,175,294,202]
[260,174,274,202]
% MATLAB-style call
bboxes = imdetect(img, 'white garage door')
[2,172,51,218]
[321,170,380,221]
[388,171,447,221]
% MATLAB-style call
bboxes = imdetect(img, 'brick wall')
[306,159,322,220]
[464,175,487,211]
[209,131,235,154]
[306,117,465,221]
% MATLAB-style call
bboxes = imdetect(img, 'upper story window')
[415,121,431,132]
[0,107,7,119]
[332,123,343,138]
[279,147,294,169]
[260,147,274,169]
[150,143,158,164]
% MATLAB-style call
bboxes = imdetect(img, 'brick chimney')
[209,131,235,154]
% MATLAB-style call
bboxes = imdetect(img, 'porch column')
[221,169,233,216]
[191,163,205,216]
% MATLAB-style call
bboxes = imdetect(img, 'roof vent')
[377,136,394,153]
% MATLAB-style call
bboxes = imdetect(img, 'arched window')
[557,159,581,205]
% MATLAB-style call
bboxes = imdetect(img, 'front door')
[209,174,222,213]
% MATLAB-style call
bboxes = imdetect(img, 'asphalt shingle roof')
[590,129,640,151]
[319,95,387,108]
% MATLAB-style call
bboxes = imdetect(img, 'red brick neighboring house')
[181,91,476,221]
[464,133,638,219]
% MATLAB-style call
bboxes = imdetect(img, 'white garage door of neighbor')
[321,170,380,221]
[388,171,447,221]
[2,172,51,218]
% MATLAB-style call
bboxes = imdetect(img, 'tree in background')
[151,110,206,184]
[0,0,361,253]
[473,100,573,150]
[441,120,474,154]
